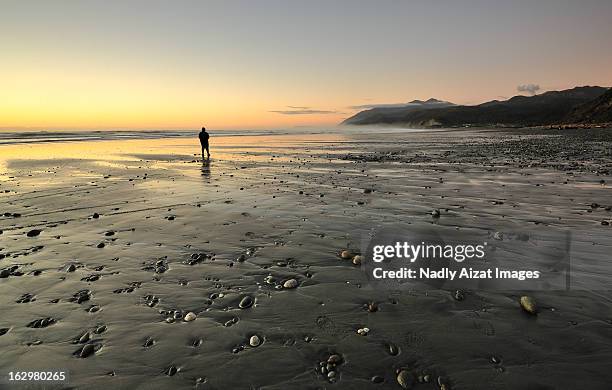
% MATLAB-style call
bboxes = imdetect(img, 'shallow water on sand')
[0,129,611,389]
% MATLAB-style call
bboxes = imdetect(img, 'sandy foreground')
[0,128,611,390]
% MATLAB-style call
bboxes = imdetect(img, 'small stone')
[493,231,503,240]
[166,365,178,376]
[249,335,261,347]
[386,342,400,356]
[87,305,100,313]
[327,371,336,379]
[184,312,197,322]
[66,264,76,272]
[143,337,155,347]
[92,213,100,219]
[397,370,414,389]
[366,302,378,312]
[437,376,450,390]
[239,295,254,309]
[357,327,370,336]
[371,375,384,383]
[283,279,298,289]
[327,354,342,365]
[453,290,465,301]
[431,209,440,218]
[352,255,363,265]
[340,250,353,259]
[94,325,107,334]
[520,296,537,314]
[27,229,42,237]
[78,343,96,358]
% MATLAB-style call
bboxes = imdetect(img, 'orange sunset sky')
[1,0,611,131]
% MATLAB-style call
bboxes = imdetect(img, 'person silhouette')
[198,127,210,159]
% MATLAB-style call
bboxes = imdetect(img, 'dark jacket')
[199,131,209,145]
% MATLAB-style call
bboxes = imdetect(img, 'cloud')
[517,84,540,95]
[269,107,337,115]
[348,103,410,110]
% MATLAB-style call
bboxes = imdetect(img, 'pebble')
[453,290,465,301]
[184,312,197,322]
[386,342,400,356]
[166,365,178,376]
[366,302,378,312]
[327,354,342,364]
[249,335,261,347]
[340,250,353,259]
[239,295,254,309]
[94,325,107,334]
[78,343,96,358]
[437,375,450,390]
[191,338,203,347]
[70,289,91,304]
[66,264,76,272]
[27,229,42,237]
[520,296,537,314]
[431,209,440,218]
[352,255,363,265]
[371,375,384,383]
[357,327,370,336]
[143,338,155,348]
[87,305,100,313]
[319,353,343,383]
[283,279,298,289]
[27,317,56,328]
[397,370,414,389]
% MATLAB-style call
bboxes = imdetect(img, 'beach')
[1,127,611,389]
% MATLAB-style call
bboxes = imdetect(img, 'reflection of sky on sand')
[0,133,349,190]
[200,158,212,181]
[0,133,348,170]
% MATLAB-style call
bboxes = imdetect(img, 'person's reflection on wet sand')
[201,158,211,180]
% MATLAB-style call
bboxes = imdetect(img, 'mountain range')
[342,86,612,128]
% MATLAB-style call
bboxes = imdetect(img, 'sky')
[1,0,611,131]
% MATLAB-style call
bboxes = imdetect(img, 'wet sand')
[1,128,611,389]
